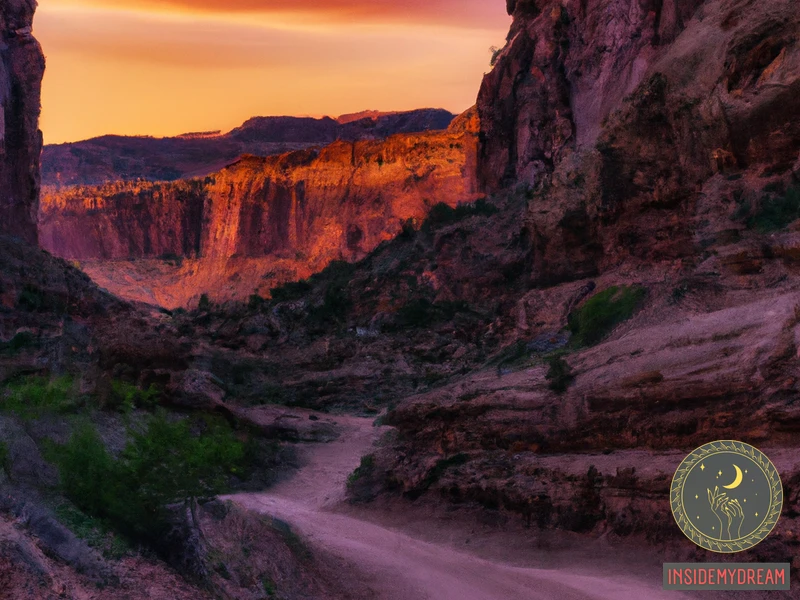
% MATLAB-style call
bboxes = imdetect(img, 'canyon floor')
[230,415,691,600]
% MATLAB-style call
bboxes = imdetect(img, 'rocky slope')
[0,0,44,245]
[42,108,455,187]
[39,118,479,307]
[373,0,800,566]
[165,0,800,577]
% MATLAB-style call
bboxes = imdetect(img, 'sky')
[36,0,510,144]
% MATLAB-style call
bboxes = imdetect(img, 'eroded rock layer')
[39,123,479,307]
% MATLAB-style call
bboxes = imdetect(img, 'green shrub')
[0,332,37,356]
[747,185,800,232]
[109,380,160,412]
[491,340,530,368]
[0,376,79,420]
[17,285,45,312]
[568,285,646,347]
[50,412,246,542]
[198,293,211,311]
[546,356,574,393]
[248,294,266,310]
[391,299,470,330]
[310,283,351,325]
[54,502,131,559]
[421,199,499,232]
[347,454,375,487]
[270,280,312,302]
[0,441,8,476]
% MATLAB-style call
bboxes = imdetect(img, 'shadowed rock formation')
[0,0,44,245]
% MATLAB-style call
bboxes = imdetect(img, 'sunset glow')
[36,0,510,144]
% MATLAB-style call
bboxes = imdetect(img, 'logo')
[670,440,783,553]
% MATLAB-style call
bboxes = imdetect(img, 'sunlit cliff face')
[36,0,510,144]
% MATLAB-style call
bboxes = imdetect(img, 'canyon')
[39,110,479,307]
[1,0,800,597]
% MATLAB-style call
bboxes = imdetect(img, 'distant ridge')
[42,108,456,187]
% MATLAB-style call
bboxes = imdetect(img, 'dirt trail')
[229,416,687,600]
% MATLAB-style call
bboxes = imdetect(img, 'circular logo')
[670,440,783,553]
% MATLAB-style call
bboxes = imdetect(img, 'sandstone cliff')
[42,108,455,187]
[0,0,44,245]
[40,121,479,307]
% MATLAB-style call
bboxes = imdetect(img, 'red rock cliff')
[39,122,479,306]
[0,0,44,245]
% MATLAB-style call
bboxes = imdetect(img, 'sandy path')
[229,416,688,600]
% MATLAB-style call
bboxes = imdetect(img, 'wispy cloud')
[52,0,509,30]
[36,0,509,143]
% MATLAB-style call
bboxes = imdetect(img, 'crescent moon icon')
[723,464,743,490]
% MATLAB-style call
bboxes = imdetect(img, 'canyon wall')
[478,0,798,191]
[0,0,44,245]
[39,122,479,306]
[478,0,800,284]
[42,108,455,187]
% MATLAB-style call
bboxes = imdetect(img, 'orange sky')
[36,0,510,144]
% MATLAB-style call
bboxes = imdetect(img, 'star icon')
[695,494,699,499]
[755,513,759,517]
[718,470,723,476]
[700,464,705,471]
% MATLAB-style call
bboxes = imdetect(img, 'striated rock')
[41,108,455,187]
[0,0,44,244]
[39,121,480,307]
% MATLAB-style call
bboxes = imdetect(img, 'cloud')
[57,0,509,30]
[36,8,474,69]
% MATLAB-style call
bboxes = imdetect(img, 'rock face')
[0,0,44,245]
[478,0,800,285]
[39,120,479,307]
[41,108,455,187]
[478,0,798,193]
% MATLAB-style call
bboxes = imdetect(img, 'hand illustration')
[722,498,745,540]
[708,486,731,540]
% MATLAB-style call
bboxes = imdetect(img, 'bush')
[109,380,160,412]
[50,412,246,542]
[0,331,37,356]
[198,293,211,311]
[0,441,8,476]
[347,454,375,487]
[54,503,131,559]
[421,199,499,232]
[309,283,351,325]
[248,294,266,310]
[0,376,79,420]
[391,299,470,330]
[748,185,800,232]
[270,280,312,302]
[546,356,574,393]
[568,285,646,347]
